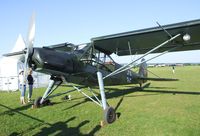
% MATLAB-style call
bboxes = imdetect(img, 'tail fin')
[138,58,148,78]
[137,59,178,86]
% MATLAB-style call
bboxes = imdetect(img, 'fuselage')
[29,47,144,86]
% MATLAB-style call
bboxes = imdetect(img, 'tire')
[34,97,42,108]
[104,106,116,124]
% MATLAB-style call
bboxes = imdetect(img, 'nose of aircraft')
[31,48,77,74]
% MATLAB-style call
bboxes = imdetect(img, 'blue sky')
[0,0,200,63]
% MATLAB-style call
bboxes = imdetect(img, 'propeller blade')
[23,13,36,85]
[23,53,29,84]
[27,13,36,56]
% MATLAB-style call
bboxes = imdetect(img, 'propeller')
[2,13,36,89]
[23,13,36,86]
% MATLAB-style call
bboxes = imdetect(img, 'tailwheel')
[104,106,116,124]
[34,97,42,108]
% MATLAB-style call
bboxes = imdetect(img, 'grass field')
[0,66,200,136]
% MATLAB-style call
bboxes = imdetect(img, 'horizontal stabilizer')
[138,77,179,81]
[3,51,25,62]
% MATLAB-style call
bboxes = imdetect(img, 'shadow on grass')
[61,81,200,108]
[62,87,136,111]
[54,83,200,127]
[62,85,152,120]
[103,83,200,115]
[8,116,101,136]
[0,103,35,116]
[1,103,101,135]
[63,85,151,111]
[33,116,101,136]
[140,89,200,95]
[45,82,200,112]
[6,83,199,135]
[0,103,53,135]
[114,96,124,119]
[106,82,200,96]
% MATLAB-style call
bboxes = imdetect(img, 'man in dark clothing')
[27,68,34,102]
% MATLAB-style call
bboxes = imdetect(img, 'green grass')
[1,66,200,136]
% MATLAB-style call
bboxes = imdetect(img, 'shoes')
[20,97,26,105]
[28,98,31,103]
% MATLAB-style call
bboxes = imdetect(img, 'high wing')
[91,19,200,56]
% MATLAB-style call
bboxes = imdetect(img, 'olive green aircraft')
[4,14,200,124]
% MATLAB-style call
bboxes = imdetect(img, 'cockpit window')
[79,45,116,72]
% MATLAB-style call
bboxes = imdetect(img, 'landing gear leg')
[97,72,116,124]
[33,80,55,108]
[33,77,62,108]
[40,80,55,104]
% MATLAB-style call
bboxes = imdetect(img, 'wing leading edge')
[92,19,200,56]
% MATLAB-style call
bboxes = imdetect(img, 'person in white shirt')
[19,69,26,104]
[27,68,34,102]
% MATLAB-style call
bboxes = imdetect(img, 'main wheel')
[104,107,116,124]
[34,97,42,108]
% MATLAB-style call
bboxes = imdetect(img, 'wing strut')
[134,45,182,68]
[103,33,181,79]
[128,41,132,55]
[156,22,172,38]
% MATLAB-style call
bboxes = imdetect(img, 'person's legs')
[20,84,26,104]
[28,85,33,102]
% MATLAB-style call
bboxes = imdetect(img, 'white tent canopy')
[0,35,49,91]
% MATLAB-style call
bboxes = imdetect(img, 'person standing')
[172,66,175,74]
[27,68,34,102]
[19,69,26,104]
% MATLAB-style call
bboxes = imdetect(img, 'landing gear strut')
[97,72,116,124]
[33,76,62,108]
